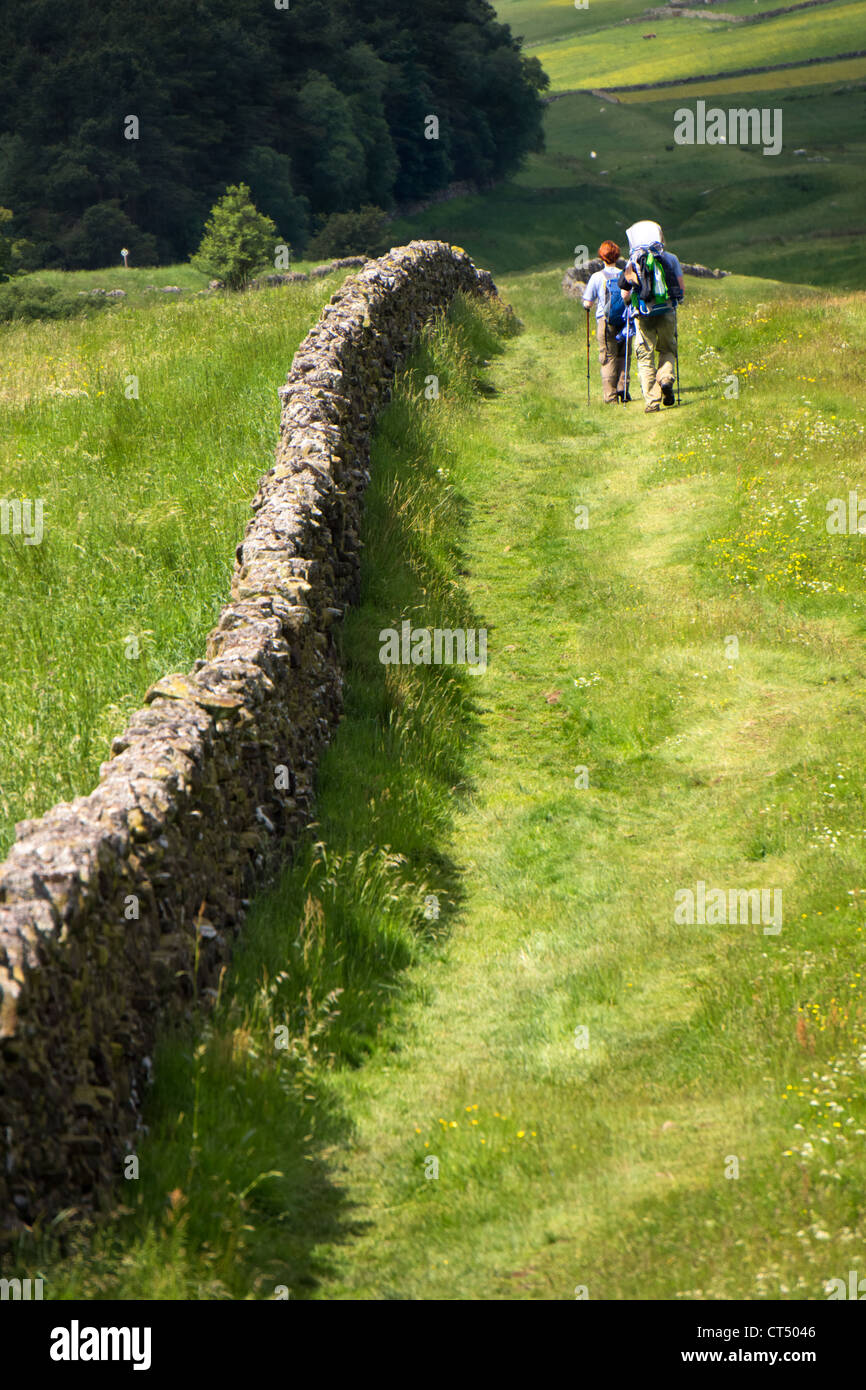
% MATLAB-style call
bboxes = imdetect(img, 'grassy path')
[17,269,866,1302]
[299,271,866,1299]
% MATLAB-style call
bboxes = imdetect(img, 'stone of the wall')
[0,240,497,1235]
[248,257,370,289]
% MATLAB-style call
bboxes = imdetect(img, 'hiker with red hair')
[582,240,631,404]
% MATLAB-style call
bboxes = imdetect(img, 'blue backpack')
[601,276,628,332]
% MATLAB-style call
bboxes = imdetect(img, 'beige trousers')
[596,318,626,403]
[635,310,677,404]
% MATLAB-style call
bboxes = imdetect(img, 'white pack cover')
[626,220,663,252]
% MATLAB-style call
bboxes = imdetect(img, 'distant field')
[496,0,649,45]
[16,259,336,310]
[495,0,843,49]
[528,0,865,89]
[613,58,866,98]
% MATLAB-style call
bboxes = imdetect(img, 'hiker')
[582,240,631,404]
[618,220,684,414]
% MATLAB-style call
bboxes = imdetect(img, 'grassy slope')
[390,83,866,286]
[9,259,347,310]
[532,0,866,90]
[0,276,342,855]
[15,277,866,1300]
[496,0,842,45]
[388,0,866,289]
[498,0,651,45]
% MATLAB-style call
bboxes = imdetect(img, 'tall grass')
[0,279,339,854]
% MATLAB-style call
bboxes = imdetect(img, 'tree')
[0,208,16,283]
[192,184,279,290]
[294,74,367,214]
[243,147,310,251]
[0,207,35,282]
[58,201,157,270]
[306,206,391,260]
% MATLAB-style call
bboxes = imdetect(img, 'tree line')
[0,0,547,269]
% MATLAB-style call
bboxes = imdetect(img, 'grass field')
[499,0,650,45]
[6,258,346,312]
[523,0,866,90]
[10,273,866,1298]
[0,274,344,857]
[614,57,866,98]
[497,0,844,46]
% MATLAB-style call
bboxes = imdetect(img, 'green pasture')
[530,0,866,91]
[614,57,866,98]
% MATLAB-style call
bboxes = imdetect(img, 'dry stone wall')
[0,240,496,1234]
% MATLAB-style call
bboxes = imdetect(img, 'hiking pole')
[623,307,631,404]
[585,307,591,408]
[675,344,681,406]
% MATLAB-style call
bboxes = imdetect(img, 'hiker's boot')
[644,401,660,413]
[661,379,675,407]
[617,390,632,404]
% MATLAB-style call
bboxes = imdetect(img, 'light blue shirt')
[582,265,620,321]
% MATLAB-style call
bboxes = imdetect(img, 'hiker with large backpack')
[618,220,685,414]
[582,240,632,404]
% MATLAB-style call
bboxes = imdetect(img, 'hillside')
[521,0,866,91]
[387,0,866,286]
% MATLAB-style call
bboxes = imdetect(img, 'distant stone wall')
[562,257,729,301]
[0,241,497,1234]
